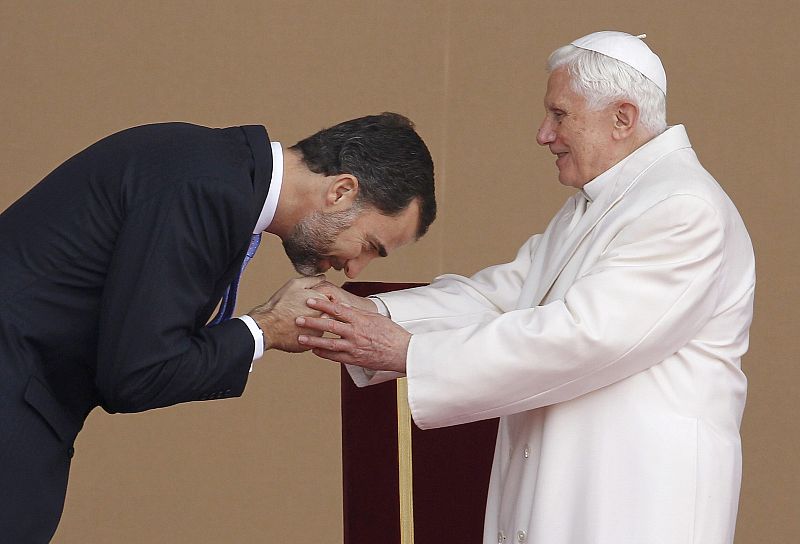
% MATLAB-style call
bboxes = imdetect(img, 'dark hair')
[290,112,436,238]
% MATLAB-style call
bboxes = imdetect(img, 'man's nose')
[536,119,554,146]
[344,255,374,279]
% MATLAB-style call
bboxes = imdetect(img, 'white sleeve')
[346,234,542,388]
[236,315,262,372]
[368,295,390,317]
[406,196,729,429]
[379,233,543,331]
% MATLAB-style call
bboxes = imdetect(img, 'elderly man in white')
[297,31,755,544]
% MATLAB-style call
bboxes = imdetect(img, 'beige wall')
[1,1,796,542]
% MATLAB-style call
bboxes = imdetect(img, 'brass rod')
[396,377,414,544]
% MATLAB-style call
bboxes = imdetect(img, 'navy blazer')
[0,122,272,443]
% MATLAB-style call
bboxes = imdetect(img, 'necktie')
[210,233,262,326]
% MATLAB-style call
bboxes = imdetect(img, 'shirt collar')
[580,152,632,203]
[253,142,284,233]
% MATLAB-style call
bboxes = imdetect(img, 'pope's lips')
[554,151,568,168]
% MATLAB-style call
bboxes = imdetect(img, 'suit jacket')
[0,122,272,446]
[350,126,755,544]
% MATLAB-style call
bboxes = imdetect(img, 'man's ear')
[612,101,639,141]
[324,174,359,208]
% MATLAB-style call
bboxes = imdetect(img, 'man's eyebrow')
[370,237,388,257]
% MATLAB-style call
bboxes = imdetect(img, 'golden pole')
[396,377,414,544]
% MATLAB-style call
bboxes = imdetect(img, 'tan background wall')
[1,1,796,542]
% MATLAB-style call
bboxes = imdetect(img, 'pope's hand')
[311,281,378,313]
[296,298,410,373]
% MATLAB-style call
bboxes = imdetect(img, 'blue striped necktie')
[210,233,262,326]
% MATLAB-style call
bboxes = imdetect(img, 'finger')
[296,316,354,337]
[310,281,338,301]
[312,280,338,293]
[305,298,357,322]
[304,297,336,315]
[297,334,353,352]
[306,290,331,302]
[309,348,357,365]
[298,327,324,338]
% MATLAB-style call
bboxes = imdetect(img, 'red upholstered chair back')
[341,282,499,543]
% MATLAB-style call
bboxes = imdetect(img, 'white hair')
[547,45,667,136]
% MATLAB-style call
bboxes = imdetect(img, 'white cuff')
[236,315,264,372]
[368,295,390,317]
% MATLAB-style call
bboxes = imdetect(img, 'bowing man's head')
[280,112,436,278]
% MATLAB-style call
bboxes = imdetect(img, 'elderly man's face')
[537,68,618,188]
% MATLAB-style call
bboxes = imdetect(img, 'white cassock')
[348,125,755,544]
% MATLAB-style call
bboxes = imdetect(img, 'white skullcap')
[570,31,667,95]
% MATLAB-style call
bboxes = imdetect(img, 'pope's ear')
[612,101,639,140]
[324,174,359,208]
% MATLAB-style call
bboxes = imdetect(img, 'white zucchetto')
[570,31,667,95]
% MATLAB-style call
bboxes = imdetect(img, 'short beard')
[282,206,361,276]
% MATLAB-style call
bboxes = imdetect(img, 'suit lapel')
[202,125,273,324]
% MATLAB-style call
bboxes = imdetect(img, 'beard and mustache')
[281,206,361,276]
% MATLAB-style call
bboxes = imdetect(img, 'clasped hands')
[248,277,410,373]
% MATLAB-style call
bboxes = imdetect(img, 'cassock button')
[498,530,507,543]
[517,530,527,542]
[523,445,530,459]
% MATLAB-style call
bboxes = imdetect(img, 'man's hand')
[248,276,330,353]
[296,298,410,373]
[311,282,378,313]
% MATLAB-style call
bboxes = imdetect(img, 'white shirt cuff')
[368,295,390,317]
[236,315,264,372]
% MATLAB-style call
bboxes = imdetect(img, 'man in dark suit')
[0,112,435,542]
